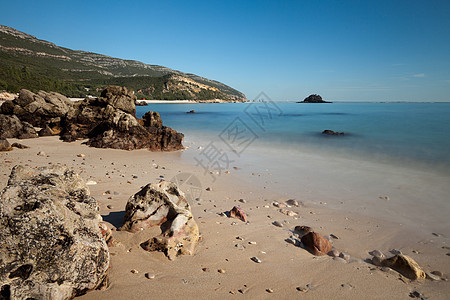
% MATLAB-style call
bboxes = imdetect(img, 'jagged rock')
[38,124,57,136]
[60,86,183,151]
[229,206,248,222]
[322,130,345,136]
[378,254,426,280]
[0,165,110,299]
[11,143,29,149]
[135,100,148,106]
[0,89,74,128]
[0,138,12,151]
[122,181,199,260]
[301,232,332,256]
[0,114,38,139]
[98,86,136,115]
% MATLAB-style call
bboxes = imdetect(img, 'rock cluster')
[0,165,110,299]
[0,86,184,151]
[121,181,199,260]
[60,86,183,151]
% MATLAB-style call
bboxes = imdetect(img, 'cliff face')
[0,25,247,102]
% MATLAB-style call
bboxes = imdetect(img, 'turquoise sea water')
[137,102,450,174]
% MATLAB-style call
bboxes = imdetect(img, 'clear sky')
[1,0,450,101]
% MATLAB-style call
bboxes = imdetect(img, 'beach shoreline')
[1,136,449,299]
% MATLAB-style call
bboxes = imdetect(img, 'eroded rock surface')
[301,232,332,256]
[0,165,110,299]
[0,114,38,139]
[378,254,426,280]
[122,181,199,260]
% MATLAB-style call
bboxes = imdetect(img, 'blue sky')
[1,0,449,101]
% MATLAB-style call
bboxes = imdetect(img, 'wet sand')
[1,136,449,299]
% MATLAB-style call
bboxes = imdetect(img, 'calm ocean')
[137,102,450,174]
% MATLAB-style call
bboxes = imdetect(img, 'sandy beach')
[1,136,449,299]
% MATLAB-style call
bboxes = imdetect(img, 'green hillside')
[0,25,246,101]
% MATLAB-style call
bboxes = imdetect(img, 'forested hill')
[0,25,247,101]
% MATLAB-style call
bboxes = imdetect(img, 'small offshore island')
[297,94,332,103]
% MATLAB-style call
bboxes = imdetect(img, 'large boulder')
[0,89,74,128]
[297,94,331,103]
[0,114,38,139]
[60,86,183,151]
[0,165,110,299]
[121,181,199,260]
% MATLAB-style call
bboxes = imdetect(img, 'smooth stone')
[218,269,226,273]
[130,269,139,274]
[296,286,308,292]
[426,272,441,281]
[370,249,385,258]
[272,221,283,227]
[339,252,350,261]
[248,241,257,245]
[329,249,340,257]
[235,244,245,250]
[330,234,339,239]
[37,151,46,156]
[333,257,347,263]
[266,288,274,293]
[145,273,155,279]
[251,256,262,263]
[239,199,246,203]
[431,270,443,277]
[390,249,402,255]
[285,199,299,206]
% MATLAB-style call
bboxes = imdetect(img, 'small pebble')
[296,286,308,293]
[107,205,113,209]
[329,249,340,257]
[426,272,441,281]
[218,269,226,273]
[381,266,393,273]
[272,221,283,227]
[77,154,86,157]
[37,151,46,156]
[339,252,350,261]
[285,199,299,206]
[239,199,246,203]
[248,241,257,245]
[370,249,384,258]
[432,232,440,237]
[86,180,97,185]
[130,269,138,274]
[266,288,274,293]
[409,291,424,299]
[390,249,402,255]
[330,234,339,239]
[431,270,443,277]
[145,273,155,279]
[235,244,245,250]
[333,257,347,263]
[236,236,244,240]
[206,187,212,191]
[251,256,262,263]
[202,268,209,272]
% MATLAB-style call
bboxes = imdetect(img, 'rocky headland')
[297,94,331,103]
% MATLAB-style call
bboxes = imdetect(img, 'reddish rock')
[301,232,332,256]
[229,206,247,222]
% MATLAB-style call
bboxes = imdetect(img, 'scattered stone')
[370,249,385,258]
[206,187,212,191]
[11,142,29,149]
[0,138,12,151]
[0,165,109,299]
[37,151,46,156]
[239,199,246,203]
[248,241,257,245]
[296,286,308,293]
[294,225,313,237]
[330,234,339,239]
[409,291,424,299]
[107,205,113,209]
[130,269,139,274]
[390,249,402,255]
[379,196,390,201]
[379,254,426,280]
[86,180,97,185]
[266,288,274,293]
[202,268,209,272]
[218,269,226,274]
[426,272,441,281]
[77,154,86,157]
[286,199,299,206]
[432,232,440,237]
[235,244,245,250]
[431,270,443,277]
[272,221,283,227]
[301,232,332,256]
[279,209,297,217]
[229,206,248,222]
[251,256,262,263]
[333,257,347,263]
[339,252,350,261]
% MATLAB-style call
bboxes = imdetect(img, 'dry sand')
[1,136,449,299]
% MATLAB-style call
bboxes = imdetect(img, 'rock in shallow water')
[0,165,109,299]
